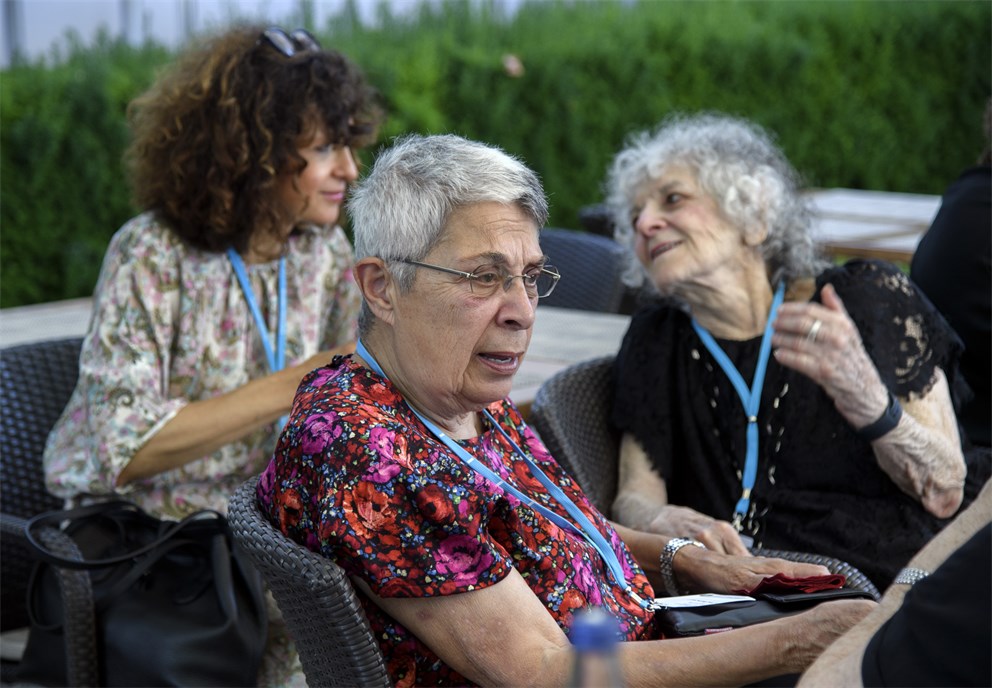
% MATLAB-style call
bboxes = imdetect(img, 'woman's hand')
[771,283,889,427]
[783,599,878,673]
[613,435,751,556]
[770,284,965,518]
[674,546,831,595]
[646,505,751,556]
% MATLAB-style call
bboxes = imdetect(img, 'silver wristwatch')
[659,538,706,596]
[892,567,929,586]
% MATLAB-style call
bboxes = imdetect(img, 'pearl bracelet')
[659,538,705,596]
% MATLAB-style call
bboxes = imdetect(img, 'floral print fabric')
[258,355,658,687]
[43,211,361,519]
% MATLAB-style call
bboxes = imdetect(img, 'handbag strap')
[25,500,227,570]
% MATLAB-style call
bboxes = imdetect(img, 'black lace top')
[612,260,969,589]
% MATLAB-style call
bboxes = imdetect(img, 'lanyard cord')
[690,282,784,528]
[227,248,286,373]
[354,339,654,610]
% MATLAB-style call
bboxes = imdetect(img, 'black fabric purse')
[18,500,268,687]
[656,588,874,637]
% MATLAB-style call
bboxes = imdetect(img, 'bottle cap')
[569,607,619,652]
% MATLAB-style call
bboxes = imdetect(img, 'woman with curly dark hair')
[43,24,383,684]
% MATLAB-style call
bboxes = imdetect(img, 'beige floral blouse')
[43,212,361,520]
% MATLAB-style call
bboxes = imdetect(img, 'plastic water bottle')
[567,607,625,688]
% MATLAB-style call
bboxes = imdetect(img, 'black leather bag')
[18,500,268,687]
[656,588,874,637]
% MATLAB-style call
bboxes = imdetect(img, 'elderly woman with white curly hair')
[605,112,988,590]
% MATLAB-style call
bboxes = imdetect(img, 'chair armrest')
[1,512,99,686]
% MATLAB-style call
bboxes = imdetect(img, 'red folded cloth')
[733,572,847,596]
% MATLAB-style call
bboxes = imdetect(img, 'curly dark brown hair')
[124,24,383,254]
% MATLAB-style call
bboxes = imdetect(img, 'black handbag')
[18,500,269,687]
[656,588,875,637]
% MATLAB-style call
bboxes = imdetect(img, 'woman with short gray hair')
[259,133,874,687]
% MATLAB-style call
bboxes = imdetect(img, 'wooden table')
[511,305,631,415]
[806,188,941,263]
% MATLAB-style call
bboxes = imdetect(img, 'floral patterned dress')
[42,211,361,686]
[43,211,360,516]
[258,356,660,687]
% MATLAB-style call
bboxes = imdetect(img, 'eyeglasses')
[402,259,561,299]
[260,27,321,58]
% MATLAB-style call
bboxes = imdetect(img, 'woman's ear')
[743,222,769,247]
[737,172,771,247]
[354,258,396,326]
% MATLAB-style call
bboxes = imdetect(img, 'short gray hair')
[604,112,826,288]
[349,133,548,334]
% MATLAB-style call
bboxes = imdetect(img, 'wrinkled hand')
[771,284,889,427]
[649,506,751,556]
[674,548,831,595]
[786,599,877,672]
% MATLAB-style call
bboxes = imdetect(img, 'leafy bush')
[2,0,988,307]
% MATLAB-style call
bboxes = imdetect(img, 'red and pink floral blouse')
[258,355,658,687]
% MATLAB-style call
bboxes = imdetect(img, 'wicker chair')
[539,228,628,313]
[227,477,392,688]
[529,355,882,600]
[0,336,100,685]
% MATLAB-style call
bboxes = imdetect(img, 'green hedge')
[2,0,988,307]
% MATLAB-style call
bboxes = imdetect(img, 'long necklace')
[690,282,784,531]
[355,339,656,611]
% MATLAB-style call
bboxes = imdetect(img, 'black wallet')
[655,588,874,637]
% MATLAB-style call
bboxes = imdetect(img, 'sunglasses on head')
[260,27,321,57]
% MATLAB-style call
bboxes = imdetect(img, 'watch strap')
[854,389,903,442]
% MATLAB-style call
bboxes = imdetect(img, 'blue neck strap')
[227,248,286,373]
[355,339,654,610]
[690,282,784,528]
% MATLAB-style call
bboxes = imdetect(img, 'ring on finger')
[806,319,823,344]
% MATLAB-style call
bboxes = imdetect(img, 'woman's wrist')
[659,538,706,595]
[853,389,903,442]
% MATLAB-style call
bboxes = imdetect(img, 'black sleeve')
[861,526,991,687]
[819,259,965,400]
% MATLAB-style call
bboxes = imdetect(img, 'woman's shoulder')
[814,259,922,311]
[620,299,691,352]
[819,259,962,392]
[108,211,186,256]
[296,355,407,419]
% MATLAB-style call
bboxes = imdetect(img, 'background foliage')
[2,0,989,307]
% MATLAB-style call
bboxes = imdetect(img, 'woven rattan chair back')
[529,355,881,599]
[530,355,619,515]
[228,477,392,688]
[539,228,627,313]
[0,336,83,631]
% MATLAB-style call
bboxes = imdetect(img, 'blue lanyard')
[690,282,784,529]
[355,339,655,610]
[227,248,286,374]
